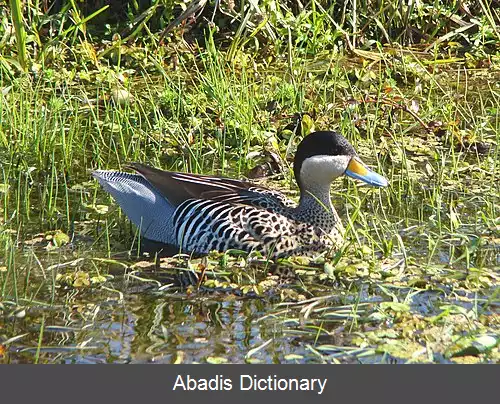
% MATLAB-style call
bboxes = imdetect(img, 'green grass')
[0,7,499,363]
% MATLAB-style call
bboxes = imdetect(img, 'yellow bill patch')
[347,158,368,176]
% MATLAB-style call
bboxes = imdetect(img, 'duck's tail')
[92,170,176,244]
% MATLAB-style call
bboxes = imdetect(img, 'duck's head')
[293,131,388,192]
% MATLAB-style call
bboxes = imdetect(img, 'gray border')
[1,364,497,404]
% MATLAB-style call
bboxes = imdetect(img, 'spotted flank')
[169,198,343,258]
[92,131,388,258]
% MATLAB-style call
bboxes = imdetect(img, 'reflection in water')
[1,286,312,364]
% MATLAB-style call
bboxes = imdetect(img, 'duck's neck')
[294,183,341,232]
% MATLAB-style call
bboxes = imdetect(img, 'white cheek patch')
[300,155,351,185]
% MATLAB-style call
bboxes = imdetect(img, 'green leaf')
[446,334,499,358]
[53,231,70,247]
[380,302,411,313]
[206,356,229,364]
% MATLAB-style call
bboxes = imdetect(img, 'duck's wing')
[127,163,295,211]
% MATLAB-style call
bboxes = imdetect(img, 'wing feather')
[127,162,295,212]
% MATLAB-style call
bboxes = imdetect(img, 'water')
[1,276,326,364]
[2,237,496,364]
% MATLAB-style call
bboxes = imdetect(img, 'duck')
[92,131,388,259]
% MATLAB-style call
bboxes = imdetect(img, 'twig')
[159,0,208,44]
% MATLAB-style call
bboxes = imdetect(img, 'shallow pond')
[1,188,498,364]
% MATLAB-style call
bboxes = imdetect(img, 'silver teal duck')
[92,131,388,258]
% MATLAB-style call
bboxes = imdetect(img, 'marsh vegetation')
[0,0,498,363]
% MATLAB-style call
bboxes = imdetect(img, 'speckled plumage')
[92,131,388,258]
[170,195,344,258]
